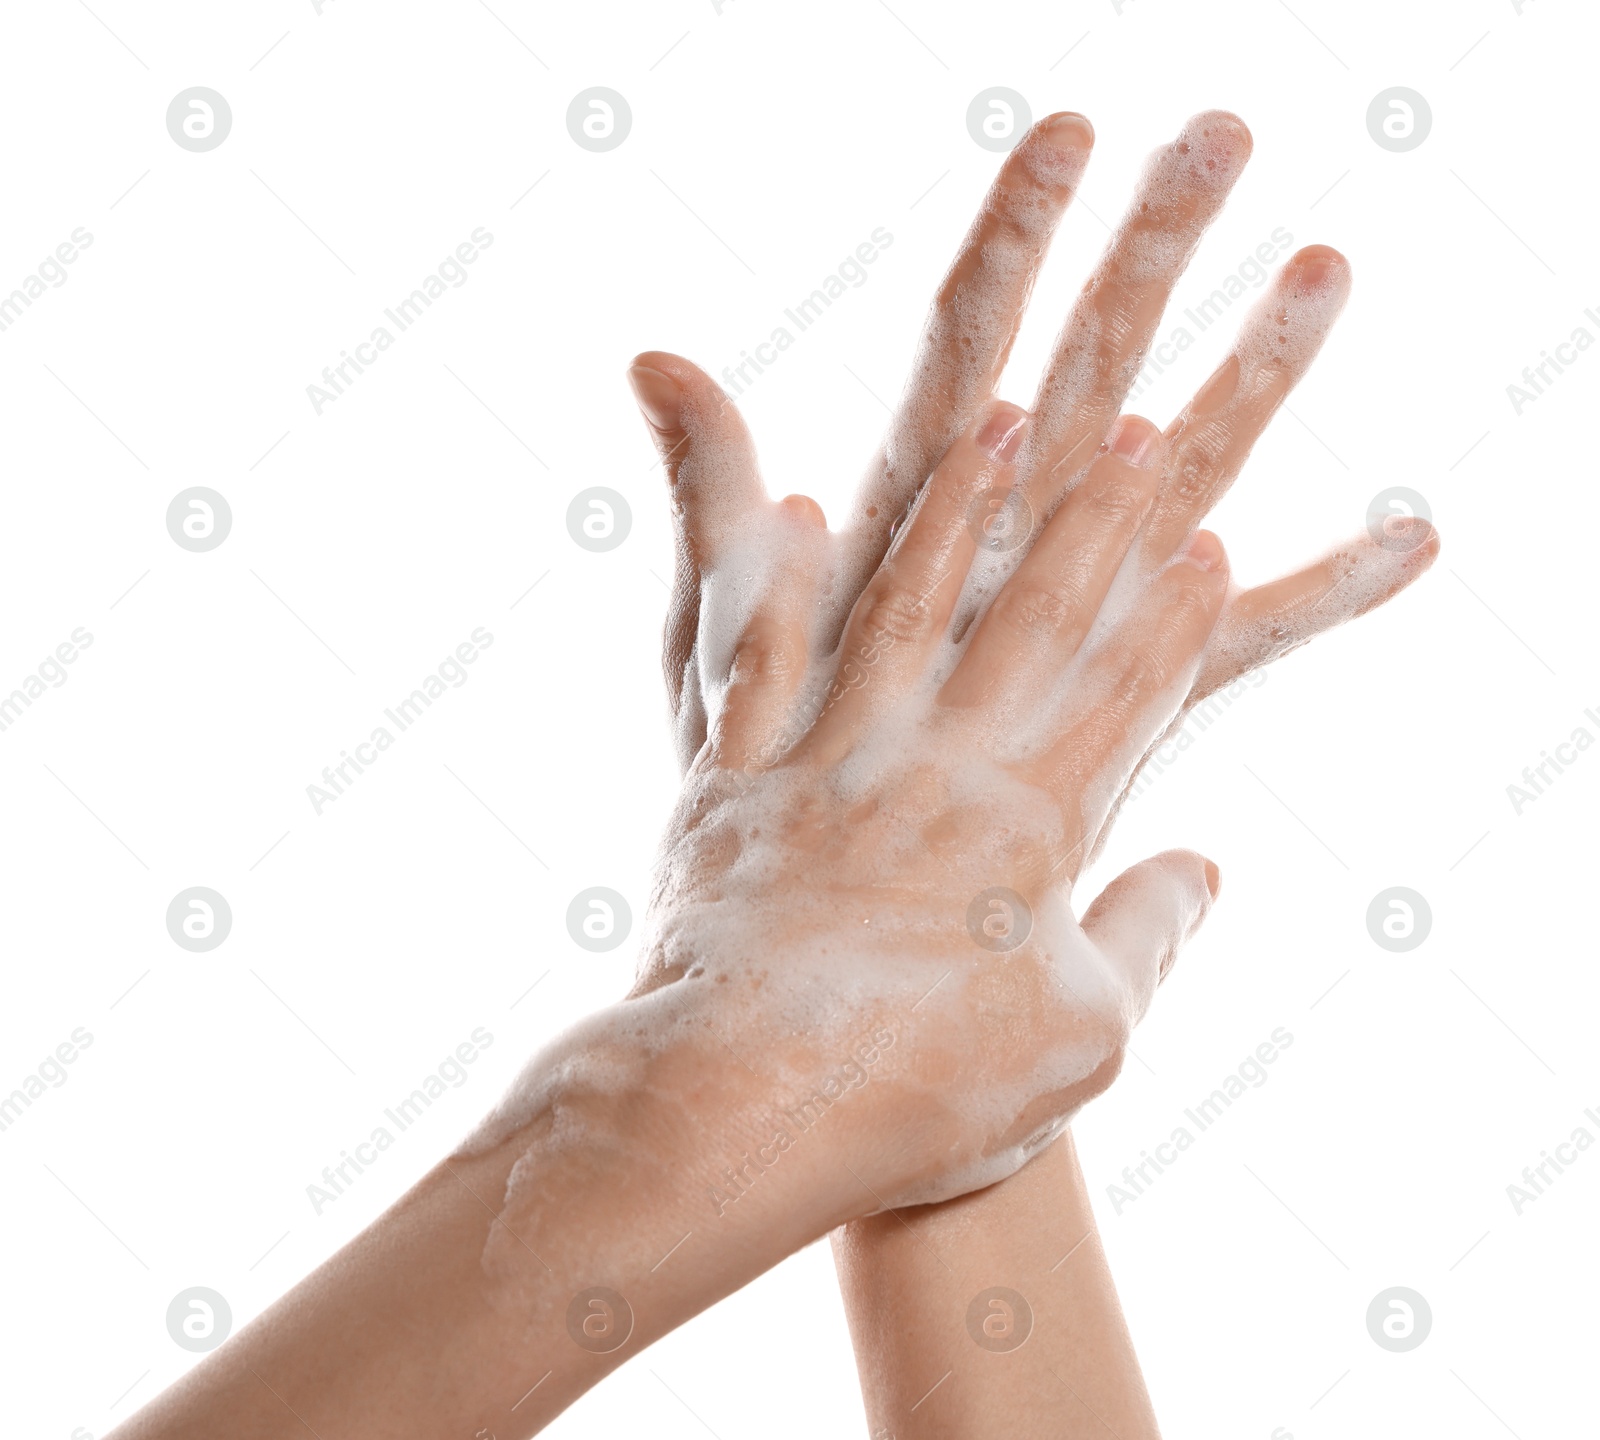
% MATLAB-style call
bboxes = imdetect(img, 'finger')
[942,414,1165,712]
[630,352,768,562]
[707,496,829,774]
[801,404,1029,763]
[1019,111,1253,512]
[1035,532,1230,862]
[629,352,769,732]
[1080,849,1218,1016]
[1076,518,1439,872]
[837,113,1096,593]
[1194,518,1440,701]
[1139,246,1352,562]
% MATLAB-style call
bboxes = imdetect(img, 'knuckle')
[855,584,935,650]
[730,620,802,687]
[1135,652,1176,691]
[1171,569,1226,620]
[1166,456,1212,509]
[987,199,1050,253]
[988,579,1079,637]
[1107,638,1175,693]
[1079,476,1150,530]
[1165,425,1233,504]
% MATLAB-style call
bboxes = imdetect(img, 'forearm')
[833,1131,1160,1440]
[108,1004,851,1440]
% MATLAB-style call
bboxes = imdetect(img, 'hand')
[629,105,1441,1440]
[630,109,1438,783]
[105,412,1219,1440]
[630,400,1230,1214]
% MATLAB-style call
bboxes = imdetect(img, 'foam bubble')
[1230,253,1350,396]
[1205,528,1433,685]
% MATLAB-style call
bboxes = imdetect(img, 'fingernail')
[1043,111,1094,149]
[1203,859,1221,900]
[628,366,681,432]
[1105,416,1159,467]
[977,404,1028,461]
[1182,530,1225,571]
[1296,245,1343,289]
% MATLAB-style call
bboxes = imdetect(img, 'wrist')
[450,997,859,1349]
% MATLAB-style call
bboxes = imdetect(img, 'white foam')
[1228,254,1350,400]
[1205,527,1433,685]
[469,469,1227,1225]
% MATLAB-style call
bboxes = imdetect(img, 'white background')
[1,1,1593,1436]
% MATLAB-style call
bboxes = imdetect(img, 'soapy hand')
[625,106,1440,1214]
[627,398,1228,1211]
[99,109,1448,1440]
[631,109,1438,795]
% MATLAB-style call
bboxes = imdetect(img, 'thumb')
[627,352,770,764]
[1080,849,1220,1010]
[628,350,768,571]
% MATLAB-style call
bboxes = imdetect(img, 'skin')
[631,112,1437,780]
[829,795,1199,1440]
[107,305,1243,1440]
[835,1134,1162,1439]
[629,110,1439,1435]
[97,106,1442,1440]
